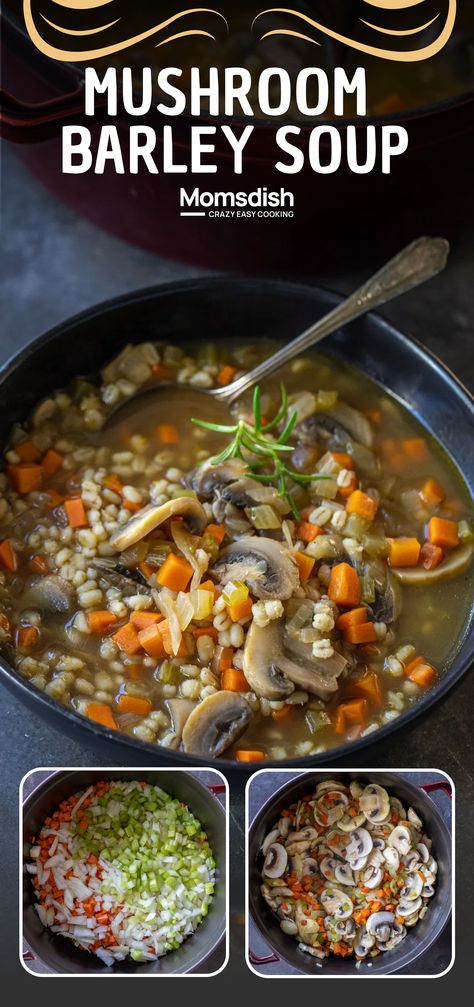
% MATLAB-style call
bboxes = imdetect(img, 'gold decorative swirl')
[23,2,227,60]
[253,2,457,62]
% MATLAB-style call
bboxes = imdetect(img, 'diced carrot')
[151,363,176,381]
[112,622,143,655]
[123,498,141,513]
[328,563,361,608]
[353,670,382,706]
[345,489,378,522]
[87,610,117,635]
[130,611,163,631]
[215,646,234,671]
[15,440,41,462]
[336,607,368,633]
[157,553,193,592]
[420,478,444,508]
[419,542,444,570]
[103,474,123,495]
[387,537,421,567]
[126,665,142,682]
[428,516,459,549]
[156,424,179,445]
[7,463,43,494]
[272,704,293,721]
[235,750,265,762]
[404,655,436,687]
[296,521,323,543]
[117,694,153,716]
[364,408,382,425]
[137,624,167,659]
[227,596,253,622]
[17,626,39,649]
[46,489,64,509]
[331,452,354,470]
[64,497,88,529]
[0,539,18,573]
[221,667,249,692]
[205,523,226,544]
[138,560,156,580]
[199,578,219,598]
[333,698,368,734]
[85,703,117,730]
[337,471,358,498]
[42,449,64,477]
[295,551,316,582]
[28,555,49,575]
[344,622,377,645]
[402,438,428,462]
[192,625,218,639]
[157,620,191,657]
[217,364,236,387]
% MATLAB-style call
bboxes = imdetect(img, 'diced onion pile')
[27,780,215,966]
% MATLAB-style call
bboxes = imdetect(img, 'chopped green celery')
[361,574,376,604]
[305,710,331,734]
[245,504,282,530]
[315,390,338,410]
[171,488,197,500]
[458,519,474,542]
[344,513,370,539]
[158,661,180,685]
[362,532,388,558]
[130,949,144,962]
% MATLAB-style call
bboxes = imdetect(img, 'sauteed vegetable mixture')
[259,779,437,962]
[27,780,215,965]
[0,341,472,760]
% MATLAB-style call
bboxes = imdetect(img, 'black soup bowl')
[0,278,473,768]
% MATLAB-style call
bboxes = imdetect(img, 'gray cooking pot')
[22,769,227,975]
[248,772,451,976]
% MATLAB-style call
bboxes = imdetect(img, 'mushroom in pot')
[359,783,391,823]
[263,843,288,879]
[320,889,354,920]
[110,496,207,551]
[181,690,251,757]
[213,536,298,600]
[243,618,346,701]
[366,911,395,943]
[388,825,412,856]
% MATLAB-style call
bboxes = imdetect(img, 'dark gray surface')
[247,771,452,976]
[0,144,473,995]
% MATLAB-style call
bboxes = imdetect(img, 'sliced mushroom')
[287,827,318,843]
[261,829,280,856]
[165,698,195,738]
[181,690,251,757]
[392,542,473,584]
[316,780,346,796]
[320,888,353,920]
[383,847,400,873]
[301,857,319,878]
[93,559,150,595]
[278,816,292,838]
[298,401,374,449]
[399,872,423,901]
[280,919,298,935]
[349,781,364,799]
[408,806,423,830]
[242,619,295,700]
[213,536,298,600]
[337,811,367,833]
[320,857,341,883]
[362,864,383,889]
[359,784,390,823]
[298,942,326,959]
[367,910,395,942]
[371,570,402,625]
[344,827,373,861]
[263,843,288,878]
[422,884,435,898]
[110,496,207,551]
[243,619,345,701]
[353,927,375,957]
[335,863,356,886]
[397,896,422,917]
[23,575,74,614]
[186,458,248,497]
[416,843,430,864]
[314,791,349,826]
[221,476,289,515]
[387,824,411,856]
[385,922,406,950]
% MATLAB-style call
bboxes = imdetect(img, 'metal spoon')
[107,236,449,425]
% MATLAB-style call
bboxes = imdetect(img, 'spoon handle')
[216,236,449,405]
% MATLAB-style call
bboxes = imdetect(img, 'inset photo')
[21,768,228,977]
[246,770,453,978]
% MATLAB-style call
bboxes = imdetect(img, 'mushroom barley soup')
[259,779,438,962]
[0,341,472,761]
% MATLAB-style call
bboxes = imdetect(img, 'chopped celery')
[158,661,180,685]
[222,580,249,606]
[245,504,282,530]
[458,519,474,542]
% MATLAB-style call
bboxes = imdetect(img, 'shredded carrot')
[0,539,18,573]
[157,553,193,592]
[156,424,179,445]
[428,516,459,549]
[130,611,163,631]
[87,610,117,635]
[235,749,265,762]
[205,523,226,544]
[137,623,167,659]
[344,621,377,645]
[85,703,117,730]
[387,537,421,567]
[419,541,444,570]
[221,667,249,692]
[328,562,361,608]
[42,449,64,477]
[112,622,143,655]
[420,478,444,508]
[217,364,236,387]
[295,551,316,582]
[64,497,88,529]
[296,521,323,543]
[345,489,378,522]
[7,462,43,494]
[28,554,49,575]
[117,694,152,716]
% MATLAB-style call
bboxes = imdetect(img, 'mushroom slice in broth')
[213,536,298,600]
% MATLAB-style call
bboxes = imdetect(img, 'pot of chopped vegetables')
[22,770,227,974]
[248,772,452,975]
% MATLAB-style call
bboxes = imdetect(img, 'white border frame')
[19,766,230,979]
[245,767,455,980]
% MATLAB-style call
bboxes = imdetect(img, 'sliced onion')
[170,519,203,590]
[153,587,182,656]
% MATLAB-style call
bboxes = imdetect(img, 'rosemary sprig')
[192,383,326,518]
